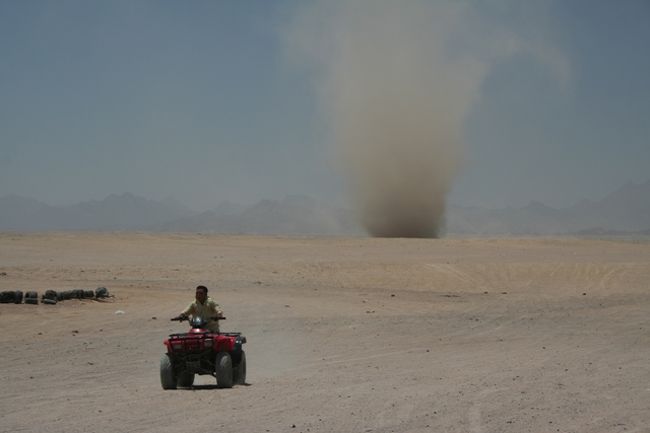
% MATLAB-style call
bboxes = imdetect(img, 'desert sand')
[1,232,649,433]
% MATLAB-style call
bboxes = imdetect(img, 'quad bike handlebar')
[170,315,226,322]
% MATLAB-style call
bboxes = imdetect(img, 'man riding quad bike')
[160,315,247,389]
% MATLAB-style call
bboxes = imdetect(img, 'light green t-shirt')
[182,297,222,332]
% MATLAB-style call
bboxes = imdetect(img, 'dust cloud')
[290,0,487,237]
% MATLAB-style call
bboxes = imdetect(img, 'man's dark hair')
[196,285,208,294]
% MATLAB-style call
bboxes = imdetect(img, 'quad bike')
[160,316,247,389]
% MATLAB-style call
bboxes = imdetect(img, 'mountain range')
[447,180,650,235]
[0,193,192,231]
[1,180,649,236]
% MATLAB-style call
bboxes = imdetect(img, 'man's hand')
[171,314,188,321]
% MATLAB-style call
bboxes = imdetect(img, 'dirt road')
[1,233,649,433]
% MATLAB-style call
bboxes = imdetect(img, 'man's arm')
[209,300,223,318]
[179,302,195,319]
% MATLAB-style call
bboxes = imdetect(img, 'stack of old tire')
[25,291,38,304]
[42,290,58,305]
[0,290,24,304]
[0,287,109,305]
[54,288,106,301]
[50,287,110,303]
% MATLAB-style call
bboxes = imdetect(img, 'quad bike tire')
[233,350,246,385]
[215,352,233,388]
[160,354,177,390]
[14,290,23,304]
[177,370,195,388]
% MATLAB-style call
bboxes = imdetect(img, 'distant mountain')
[0,195,51,230]
[566,180,650,231]
[446,179,650,235]
[1,180,648,235]
[211,200,247,217]
[0,193,193,231]
[159,195,361,235]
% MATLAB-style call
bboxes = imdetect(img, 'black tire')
[215,352,233,388]
[95,287,109,298]
[0,291,14,303]
[177,370,195,388]
[44,290,57,300]
[25,297,38,305]
[25,291,38,299]
[160,354,177,390]
[83,290,94,299]
[233,350,246,385]
[14,290,23,304]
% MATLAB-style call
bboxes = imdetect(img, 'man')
[177,285,223,332]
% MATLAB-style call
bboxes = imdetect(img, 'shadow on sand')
[176,383,252,391]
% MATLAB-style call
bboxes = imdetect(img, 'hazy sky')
[1,0,648,211]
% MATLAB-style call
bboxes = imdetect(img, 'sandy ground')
[0,232,649,433]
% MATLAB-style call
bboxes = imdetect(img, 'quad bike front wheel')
[233,350,246,385]
[160,354,177,390]
[215,352,233,388]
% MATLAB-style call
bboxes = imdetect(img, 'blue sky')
[1,0,648,211]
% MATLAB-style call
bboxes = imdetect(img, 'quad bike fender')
[214,335,235,352]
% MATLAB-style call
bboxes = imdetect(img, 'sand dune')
[1,233,649,433]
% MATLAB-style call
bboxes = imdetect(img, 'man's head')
[195,285,208,303]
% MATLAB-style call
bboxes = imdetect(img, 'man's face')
[195,289,207,303]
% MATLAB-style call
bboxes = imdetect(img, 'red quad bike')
[160,316,247,389]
